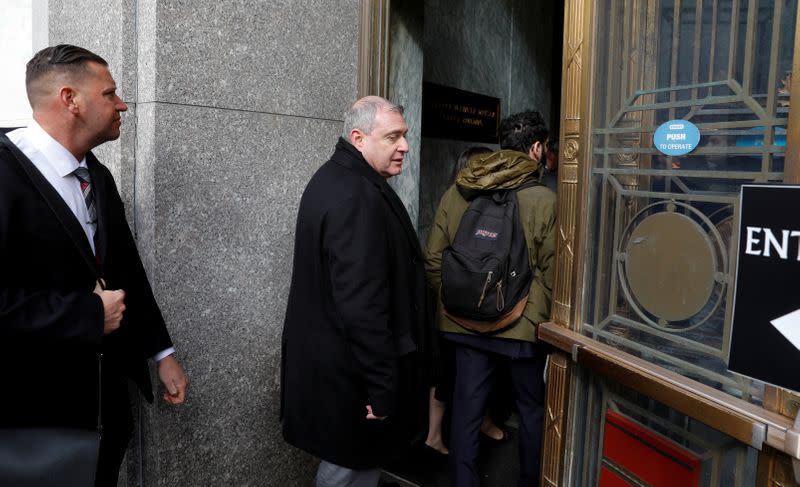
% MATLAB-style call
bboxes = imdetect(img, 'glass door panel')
[585,0,795,400]
[571,371,758,486]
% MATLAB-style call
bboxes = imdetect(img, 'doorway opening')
[381,0,564,485]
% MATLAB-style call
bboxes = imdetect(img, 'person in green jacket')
[424,110,557,487]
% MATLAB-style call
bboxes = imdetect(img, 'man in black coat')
[0,45,188,486]
[281,96,429,486]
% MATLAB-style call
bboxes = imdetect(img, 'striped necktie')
[72,166,97,224]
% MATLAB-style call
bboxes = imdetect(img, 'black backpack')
[440,182,538,334]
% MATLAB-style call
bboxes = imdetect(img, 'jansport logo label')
[475,229,498,240]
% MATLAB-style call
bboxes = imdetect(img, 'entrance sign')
[729,184,800,392]
[653,119,700,156]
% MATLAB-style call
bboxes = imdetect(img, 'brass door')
[542,0,800,485]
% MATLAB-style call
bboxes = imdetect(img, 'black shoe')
[420,443,449,464]
[480,428,510,444]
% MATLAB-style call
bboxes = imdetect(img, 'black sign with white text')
[729,184,800,392]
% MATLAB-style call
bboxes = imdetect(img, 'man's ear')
[349,129,366,149]
[59,86,79,114]
[528,141,543,161]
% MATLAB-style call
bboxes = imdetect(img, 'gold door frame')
[541,0,595,483]
[357,0,391,99]
[542,1,800,486]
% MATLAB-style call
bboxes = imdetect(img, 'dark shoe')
[420,443,449,463]
[480,428,510,443]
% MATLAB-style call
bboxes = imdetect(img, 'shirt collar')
[25,120,88,177]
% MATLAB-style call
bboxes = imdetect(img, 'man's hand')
[93,281,125,335]
[365,405,387,421]
[158,354,188,405]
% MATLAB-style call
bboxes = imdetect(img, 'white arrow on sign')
[770,308,800,352]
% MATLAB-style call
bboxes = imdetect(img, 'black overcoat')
[0,131,173,430]
[281,138,429,469]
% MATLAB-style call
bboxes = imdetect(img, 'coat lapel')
[0,135,101,279]
[330,138,422,256]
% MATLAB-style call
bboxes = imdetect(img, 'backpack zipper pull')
[478,271,493,308]
[496,281,504,311]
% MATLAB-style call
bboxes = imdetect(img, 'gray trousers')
[315,460,381,487]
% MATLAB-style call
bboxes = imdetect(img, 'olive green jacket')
[424,150,557,342]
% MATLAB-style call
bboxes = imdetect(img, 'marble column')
[387,0,424,230]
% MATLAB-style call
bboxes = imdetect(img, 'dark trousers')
[95,370,134,487]
[450,344,546,487]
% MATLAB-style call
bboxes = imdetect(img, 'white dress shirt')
[7,121,174,362]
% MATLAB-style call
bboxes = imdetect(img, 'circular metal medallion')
[623,212,716,322]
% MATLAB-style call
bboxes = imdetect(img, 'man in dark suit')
[281,96,429,487]
[0,44,188,486]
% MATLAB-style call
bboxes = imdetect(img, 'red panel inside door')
[600,409,701,487]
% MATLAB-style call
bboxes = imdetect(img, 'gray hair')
[342,96,404,139]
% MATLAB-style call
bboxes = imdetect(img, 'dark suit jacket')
[0,131,173,430]
[281,138,430,469]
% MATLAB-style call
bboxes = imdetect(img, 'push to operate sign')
[653,119,700,156]
[729,184,800,392]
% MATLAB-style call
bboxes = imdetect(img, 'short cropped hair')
[499,110,548,154]
[25,44,108,107]
[342,96,404,139]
